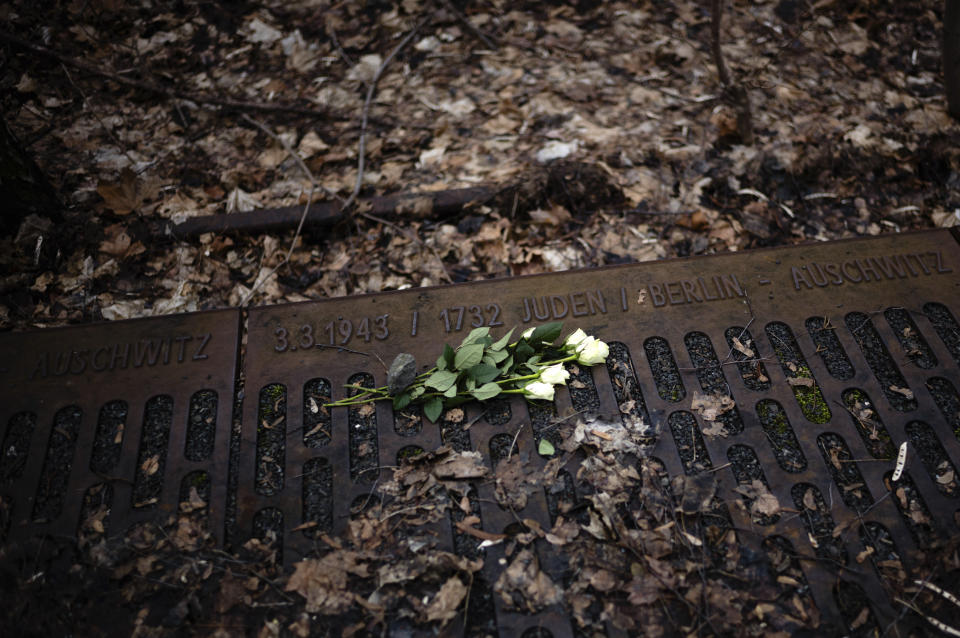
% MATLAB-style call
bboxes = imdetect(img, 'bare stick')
[239,115,316,306]
[507,423,525,459]
[710,0,754,144]
[341,17,430,215]
[437,0,497,50]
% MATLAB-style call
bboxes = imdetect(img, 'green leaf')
[455,343,484,370]
[393,392,412,410]
[410,386,425,399]
[485,348,509,364]
[471,382,501,401]
[437,343,455,371]
[461,326,490,346]
[425,370,458,392]
[537,438,556,456]
[498,354,514,374]
[529,321,563,346]
[443,385,458,398]
[468,363,499,384]
[465,376,476,391]
[515,341,534,360]
[424,397,443,422]
[491,328,515,351]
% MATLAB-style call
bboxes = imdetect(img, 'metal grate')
[2,230,960,635]
[0,310,240,546]
[238,229,960,635]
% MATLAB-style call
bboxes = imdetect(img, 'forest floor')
[2,0,960,636]
[0,0,958,327]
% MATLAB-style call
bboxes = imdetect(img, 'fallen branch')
[162,185,493,237]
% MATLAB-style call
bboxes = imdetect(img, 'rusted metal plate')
[240,229,960,635]
[0,310,240,547]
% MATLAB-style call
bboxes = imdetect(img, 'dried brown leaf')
[97,168,141,215]
[425,577,468,624]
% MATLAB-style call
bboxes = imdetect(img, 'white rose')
[539,363,570,386]
[563,328,588,351]
[522,381,555,401]
[576,337,609,365]
[522,327,535,339]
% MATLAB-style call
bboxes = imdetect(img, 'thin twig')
[437,0,497,50]
[327,28,355,68]
[239,115,316,306]
[341,17,430,215]
[360,210,454,283]
[709,0,754,144]
[507,423,525,459]
[895,597,960,637]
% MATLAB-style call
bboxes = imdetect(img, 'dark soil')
[790,483,847,565]
[185,389,217,462]
[834,580,879,638]
[605,341,654,441]
[927,377,960,438]
[132,395,174,510]
[301,457,332,539]
[884,308,938,370]
[0,411,35,485]
[859,522,906,591]
[396,444,425,465]
[816,432,874,514]
[841,388,896,460]
[905,420,959,496]
[482,399,512,426]
[887,471,936,548]
[727,443,779,525]
[303,378,332,447]
[804,317,854,381]
[643,337,685,404]
[566,362,600,417]
[347,373,379,484]
[438,408,472,453]
[765,321,831,424]
[528,400,558,458]
[33,405,80,522]
[757,399,807,473]
[668,410,712,474]
[488,432,516,465]
[724,327,771,392]
[392,403,422,437]
[845,312,918,412]
[77,481,111,548]
[684,330,744,435]
[251,506,284,559]
[255,383,286,496]
[90,400,126,474]
[924,302,960,366]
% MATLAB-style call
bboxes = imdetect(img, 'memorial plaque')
[240,229,960,635]
[0,310,241,546]
[3,229,960,635]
